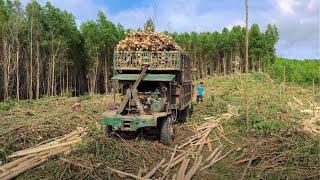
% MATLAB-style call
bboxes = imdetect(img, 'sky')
[21,0,320,59]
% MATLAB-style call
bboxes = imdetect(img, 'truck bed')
[114,51,187,71]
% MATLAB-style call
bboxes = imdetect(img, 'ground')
[0,72,319,179]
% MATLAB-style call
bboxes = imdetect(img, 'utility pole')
[152,0,158,30]
[245,0,249,132]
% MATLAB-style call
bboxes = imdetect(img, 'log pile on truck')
[116,28,180,51]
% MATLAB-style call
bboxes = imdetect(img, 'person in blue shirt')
[196,82,204,104]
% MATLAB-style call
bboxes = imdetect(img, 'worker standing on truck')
[156,82,168,99]
[196,82,204,104]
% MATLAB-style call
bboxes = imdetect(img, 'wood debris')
[302,115,320,135]
[288,97,320,135]
[0,127,86,180]
[116,28,180,51]
[143,159,166,179]
[103,110,236,179]
[160,111,235,179]
[106,165,150,180]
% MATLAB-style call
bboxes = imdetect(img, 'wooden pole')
[313,78,315,117]
[245,0,249,132]
[283,66,286,85]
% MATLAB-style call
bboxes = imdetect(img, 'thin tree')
[13,0,23,101]
[152,0,158,30]
[313,78,315,117]
[245,0,249,132]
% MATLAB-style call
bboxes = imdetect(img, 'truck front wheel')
[160,116,173,145]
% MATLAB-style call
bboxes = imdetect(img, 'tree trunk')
[16,40,20,101]
[245,0,249,132]
[66,65,69,93]
[104,45,108,94]
[36,39,40,99]
[51,37,55,96]
[59,63,62,94]
[223,53,227,75]
[2,37,9,101]
[29,18,33,100]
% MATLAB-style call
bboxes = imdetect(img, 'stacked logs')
[116,28,180,51]
[160,113,235,180]
[0,127,86,180]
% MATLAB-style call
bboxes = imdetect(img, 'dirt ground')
[0,73,319,179]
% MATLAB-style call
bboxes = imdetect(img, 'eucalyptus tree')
[249,24,263,71]
[81,20,101,93]
[25,0,42,99]
[264,24,279,68]
[0,0,10,101]
[97,11,118,94]
[11,0,24,100]
[144,18,155,31]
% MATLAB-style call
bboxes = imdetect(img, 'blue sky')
[22,0,320,59]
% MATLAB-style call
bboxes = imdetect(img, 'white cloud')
[264,0,319,58]
[273,0,299,15]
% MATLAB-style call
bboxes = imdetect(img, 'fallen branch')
[205,145,222,162]
[106,165,150,180]
[60,157,94,171]
[201,148,234,171]
[164,145,177,174]
[8,138,81,158]
[240,154,255,180]
[0,126,24,137]
[176,157,190,180]
[143,159,166,179]
[184,155,203,180]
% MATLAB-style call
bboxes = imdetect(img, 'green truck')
[101,50,192,145]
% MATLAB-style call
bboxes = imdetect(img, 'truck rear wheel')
[105,125,113,136]
[160,116,173,145]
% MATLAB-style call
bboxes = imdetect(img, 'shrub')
[251,72,268,82]
[61,91,73,98]
[79,94,93,101]
[252,116,284,135]
[0,101,15,111]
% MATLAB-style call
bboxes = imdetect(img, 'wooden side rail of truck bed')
[114,51,189,71]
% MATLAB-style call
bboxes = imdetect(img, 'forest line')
[0,0,280,101]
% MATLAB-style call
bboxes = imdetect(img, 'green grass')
[0,73,319,179]
[192,73,319,178]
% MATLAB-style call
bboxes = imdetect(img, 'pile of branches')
[104,111,236,180]
[116,28,179,51]
[0,122,75,155]
[288,96,320,135]
[233,128,320,179]
[0,127,86,180]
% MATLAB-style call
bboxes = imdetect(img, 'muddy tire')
[105,125,112,136]
[160,116,173,145]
